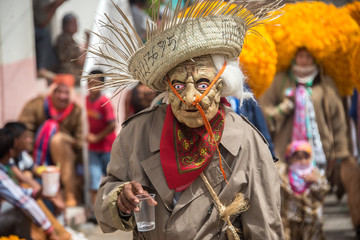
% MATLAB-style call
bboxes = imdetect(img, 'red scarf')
[33,96,74,165]
[160,105,225,191]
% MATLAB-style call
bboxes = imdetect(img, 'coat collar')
[149,104,243,156]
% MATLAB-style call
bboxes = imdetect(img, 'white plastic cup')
[134,193,156,232]
[41,166,60,197]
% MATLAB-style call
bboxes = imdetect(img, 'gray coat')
[94,104,284,239]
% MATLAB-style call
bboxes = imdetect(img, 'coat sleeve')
[259,72,290,135]
[94,133,136,233]
[240,136,284,240]
[325,85,351,160]
[18,97,42,142]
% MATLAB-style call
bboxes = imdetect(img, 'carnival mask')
[167,55,223,128]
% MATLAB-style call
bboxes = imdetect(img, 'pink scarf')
[288,163,313,195]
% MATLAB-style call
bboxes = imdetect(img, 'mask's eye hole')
[173,83,185,90]
[196,79,210,90]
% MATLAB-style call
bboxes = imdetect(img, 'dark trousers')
[0,207,32,239]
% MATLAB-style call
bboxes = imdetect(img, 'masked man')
[19,74,82,207]
[92,1,284,239]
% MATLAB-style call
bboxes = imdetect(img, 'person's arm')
[240,138,284,239]
[0,170,55,236]
[11,165,41,192]
[87,121,116,143]
[259,72,293,134]
[94,134,138,232]
[327,87,351,160]
[307,169,330,202]
[72,106,84,149]
[18,98,41,146]
[37,0,66,28]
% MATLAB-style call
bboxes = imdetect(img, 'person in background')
[129,0,149,42]
[0,128,59,240]
[227,83,276,161]
[4,122,41,192]
[86,70,116,222]
[19,74,83,207]
[33,0,66,82]
[124,83,159,119]
[4,122,65,214]
[55,13,89,86]
[279,140,330,240]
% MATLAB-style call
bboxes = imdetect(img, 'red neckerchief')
[33,96,74,166]
[160,104,225,191]
[46,96,74,122]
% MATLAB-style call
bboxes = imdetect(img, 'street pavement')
[70,193,356,240]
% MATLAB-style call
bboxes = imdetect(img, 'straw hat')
[87,0,283,93]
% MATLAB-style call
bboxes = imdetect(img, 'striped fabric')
[0,163,53,232]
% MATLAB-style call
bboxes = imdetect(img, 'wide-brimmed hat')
[87,0,283,93]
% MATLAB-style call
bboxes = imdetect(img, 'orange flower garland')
[0,236,25,240]
[343,1,360,92]
[266,2,360,96]
[240,26,277,98]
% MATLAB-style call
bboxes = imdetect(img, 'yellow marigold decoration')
[343,1,360,92]
[240,26,277,98]
[183,1,278,98]
[344,1,360,26]
[266,2,360,96]
[0,236,25,240]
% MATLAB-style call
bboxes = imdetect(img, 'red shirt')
[86,95,116,152]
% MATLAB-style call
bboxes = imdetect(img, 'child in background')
[4,122,41,192]
[86,70,116,222]
[279,140,330,240]
[0,128,59,240]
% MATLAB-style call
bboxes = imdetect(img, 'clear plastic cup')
[134,193,156,232]
[41,166,60,197]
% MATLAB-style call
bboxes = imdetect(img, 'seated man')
[0,128,59,240]
[19,74,83,206]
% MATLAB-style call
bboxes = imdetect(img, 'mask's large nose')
[182,81,198,106]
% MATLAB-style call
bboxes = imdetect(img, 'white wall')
[0,0,39,126]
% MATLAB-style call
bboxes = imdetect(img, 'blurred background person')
[124,83,158,119]
[19,74,83,207]
[129,0,149,42]
[0,128,60,240]
[86,70,116,223]
[4,122,41,193]
[55,13,89,86]
[33,0,65,83]
[279,140,330,240]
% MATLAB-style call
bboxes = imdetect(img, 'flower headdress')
[86,0,283,96]
[265,2,360,96]
[343,1,360,92]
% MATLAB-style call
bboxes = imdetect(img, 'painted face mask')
[166,55,223,128]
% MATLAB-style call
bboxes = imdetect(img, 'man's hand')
[117,181,157,214]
